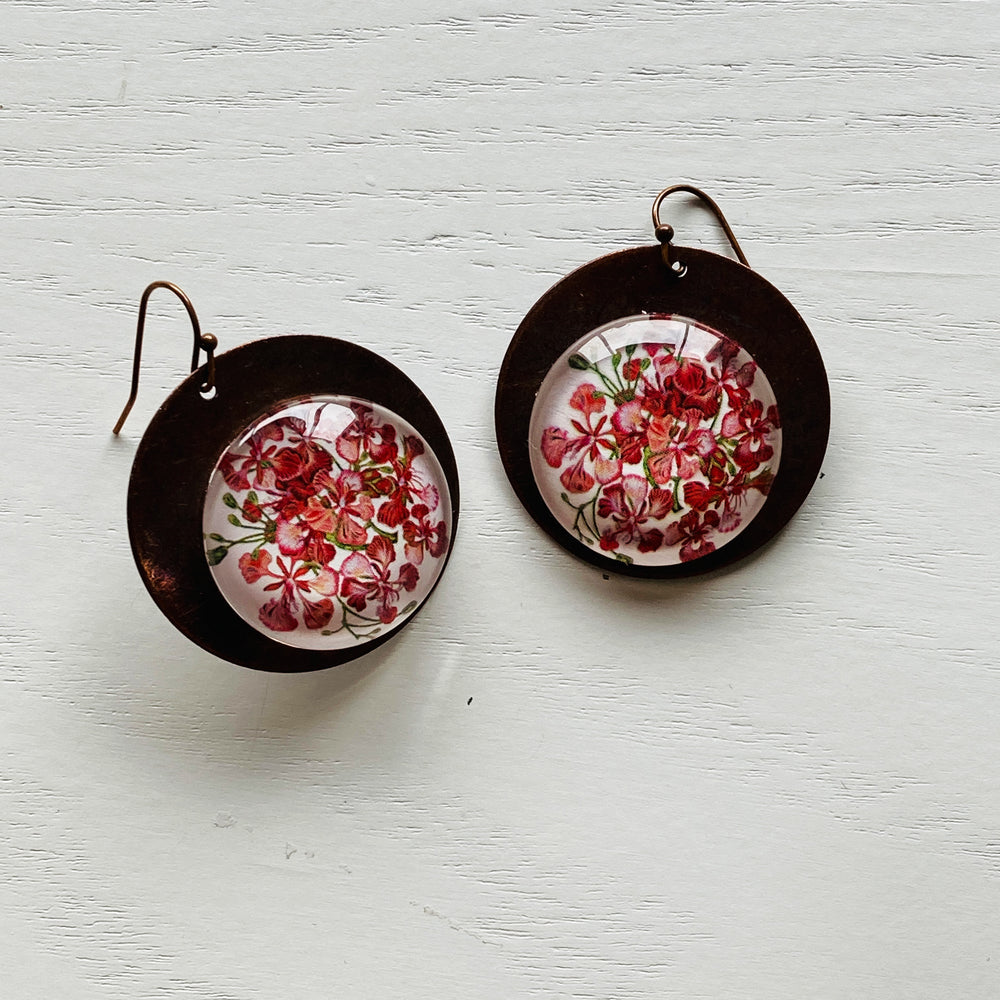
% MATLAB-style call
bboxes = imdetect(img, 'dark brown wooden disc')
[127,335,459,671]
[494,245,829,578]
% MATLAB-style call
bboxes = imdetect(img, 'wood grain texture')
[2,1,998,996]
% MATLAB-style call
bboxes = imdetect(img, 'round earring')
[495,184,829,578]
[115,282,459,672]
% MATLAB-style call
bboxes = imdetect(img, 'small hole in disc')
[200,385,217,400]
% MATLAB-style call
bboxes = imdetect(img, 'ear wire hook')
[112,281,218,435]
[651,183,750,276]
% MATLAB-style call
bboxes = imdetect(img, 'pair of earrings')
[115,185,829,672]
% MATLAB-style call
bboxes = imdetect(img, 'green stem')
[218,532,266,549]
[588,362,623,397]
[583,493,601,540]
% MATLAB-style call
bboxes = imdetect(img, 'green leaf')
[567,353,590,370]
[206,546,228,566]
[208,533,226,542]
[227,514,241,527]
[625,343,637,357]
[247,490,259,505]
[401,601,418,615]
[611,352,622,368]
[640,357,651,371]
[222,493,238,509]
[614,552,634,565]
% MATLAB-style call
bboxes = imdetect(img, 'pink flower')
[540,382,615,494]
[336,404,398,466]
[685,469,775,532]
[237,549,339,632]
[596,474,674,553]
[274,516,310,556]
[662,510,721,562]
[220,424,284,492]
[339,535,419,624]
[721,399,780,471]
[378,435,439,528]
[568,383,605,417]
[648,354,721,419]
[622,358,643,382]
[646,414,716,483]
[611,399,648,465]
[401,504,449,565]
[301,470,375,547]
[706,336,757,395]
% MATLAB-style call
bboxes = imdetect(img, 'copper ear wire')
[651,183,750,275]
[113,281,217,435]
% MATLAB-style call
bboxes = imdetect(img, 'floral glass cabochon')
[203,396,452,650]
[528,314,782,567]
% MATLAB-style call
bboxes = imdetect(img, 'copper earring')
[115,282,459,671]
[495,184,829,578]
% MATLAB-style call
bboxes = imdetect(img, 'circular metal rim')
[127,335,460,672]
[494,245,829,578]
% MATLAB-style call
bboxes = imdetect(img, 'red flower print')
[378,435,440,528]
[220,424,285,492]
[685,468,776,532]
[539,426,571,468]
[268,440,333,497]
[237,549,339,631]
[559,457,596,494]
[336,404,398,466]
[540,381,616,494]
[533,320,781,566]
[611,399,648,465]
[651,354,721,419]
[622,357,643,382]
[707,335,757,393]
[662,510,721,562]
[301,470,376,547]
[274,515,310,556]
[206,397,451,644]
[721,399,780,471]
[646,414,716,483]
[402,504,449,565]
[272,511,336,566]
[340,535,420,624]
[569,383,605,417]
[596,474,674,553]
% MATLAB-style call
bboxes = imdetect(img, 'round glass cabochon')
[203,395,452,650]
[528,314,782,567]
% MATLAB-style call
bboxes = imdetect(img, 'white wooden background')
[2,2,998,996]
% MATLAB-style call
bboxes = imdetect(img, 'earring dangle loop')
[651,184,750,274]
[113,281,217,435]
[116,282,460,672]
[495,184,829,578]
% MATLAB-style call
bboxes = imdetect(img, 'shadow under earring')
[495,184,829,578]
[115,281,459,672]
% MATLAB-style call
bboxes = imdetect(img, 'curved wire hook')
[651,184,749,274]
[112,281,217,435]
